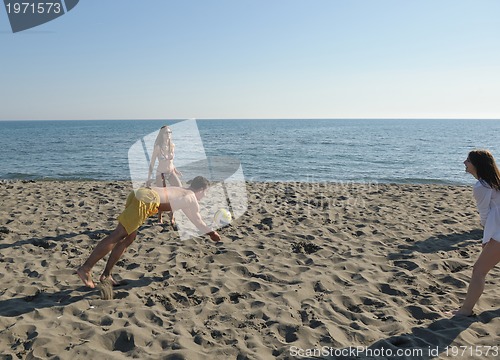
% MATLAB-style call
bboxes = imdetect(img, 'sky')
[1,0,500,120]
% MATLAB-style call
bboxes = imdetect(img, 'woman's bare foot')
[171,220,178,231]
[451,308,474,317]
[100,274,119,286]
[170,213,178,230]
[77,267,95,288]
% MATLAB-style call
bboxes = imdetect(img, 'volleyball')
[213,209,232,227]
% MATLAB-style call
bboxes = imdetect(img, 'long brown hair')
[468,149,500,190]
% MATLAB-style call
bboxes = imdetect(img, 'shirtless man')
[77,176,220,289]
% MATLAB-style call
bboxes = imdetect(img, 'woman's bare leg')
[169,172,182,187]
[156,173,166,223]
[455,239,500,315]
[167,173,182,229]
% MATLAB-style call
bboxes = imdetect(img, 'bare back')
[151,186,197,213]
[150,186,211,234]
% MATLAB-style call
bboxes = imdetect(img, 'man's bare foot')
[100,274,119,286]
[77,267,95,289]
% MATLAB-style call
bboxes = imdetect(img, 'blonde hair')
[154,126,174,153]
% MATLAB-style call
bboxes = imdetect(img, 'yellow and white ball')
[213,209,232,227]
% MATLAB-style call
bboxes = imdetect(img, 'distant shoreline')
[0,178,471,186]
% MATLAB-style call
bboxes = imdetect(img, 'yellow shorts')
[117,188,160,235]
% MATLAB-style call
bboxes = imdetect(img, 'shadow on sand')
[0,273,170,318]
[316,229,493,360]
[0,229,111,251]
[392,229,482,257]
[0,218,168,251]
[317,309,500,360]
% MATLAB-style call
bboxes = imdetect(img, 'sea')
[1,119,500,185]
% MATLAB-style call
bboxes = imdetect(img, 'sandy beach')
[0,180,499,360]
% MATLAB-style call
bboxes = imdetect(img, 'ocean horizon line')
[1,118,500,122]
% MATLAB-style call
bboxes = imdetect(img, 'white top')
[473,180,500,243]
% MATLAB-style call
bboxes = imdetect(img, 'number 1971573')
[5,2,62,14]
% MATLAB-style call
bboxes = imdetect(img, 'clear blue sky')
[1,0,500,120]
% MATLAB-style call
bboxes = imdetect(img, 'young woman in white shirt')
[455,149,500,316]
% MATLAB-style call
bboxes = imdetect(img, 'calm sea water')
[1,119,500,185]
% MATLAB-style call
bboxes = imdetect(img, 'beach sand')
[0,180,499,359]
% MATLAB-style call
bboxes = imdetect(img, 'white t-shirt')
[473,180,500,243]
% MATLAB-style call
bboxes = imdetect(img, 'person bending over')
[77,176,220,289]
